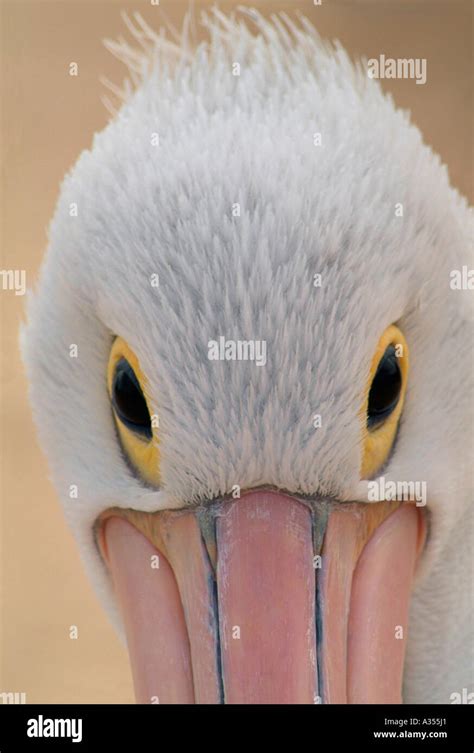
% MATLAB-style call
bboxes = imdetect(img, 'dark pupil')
[112,358,152,439]
[367,344,402,430]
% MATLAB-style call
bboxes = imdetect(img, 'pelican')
[21,9,473,704]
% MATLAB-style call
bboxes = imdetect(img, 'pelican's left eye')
[361,325,409,478]
[367,345,402,430]
[107,337,161,486]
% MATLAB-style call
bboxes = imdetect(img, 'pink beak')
[98,490,425,704]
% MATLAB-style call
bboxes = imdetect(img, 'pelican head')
[22,10,473,704]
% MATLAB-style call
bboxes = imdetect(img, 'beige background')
[1,0,472,703]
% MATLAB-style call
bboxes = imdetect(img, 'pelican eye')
[367,345,402,430]
[107,337,161,487]
[112,358,152,439]
[361,325,409,478]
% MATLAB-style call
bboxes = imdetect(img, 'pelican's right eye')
[112,358,152,439]
[107,337,161,486]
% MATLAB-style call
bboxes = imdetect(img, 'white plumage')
[21,9,473,703]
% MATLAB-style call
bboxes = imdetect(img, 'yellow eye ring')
[107,337,161,487]
[360,325,409,478]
